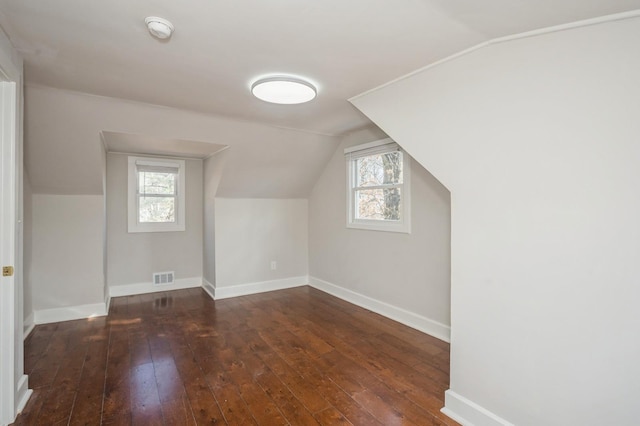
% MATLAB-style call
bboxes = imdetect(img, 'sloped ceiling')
[24,85,337,197]
[102,132,228,160]
[4,0,640,135]
[3,0,640,195]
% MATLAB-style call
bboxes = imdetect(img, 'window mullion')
[354,183,402,191]
[137,193,176,198]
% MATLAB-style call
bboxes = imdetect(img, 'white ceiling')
[3,0,640,136]
[102,131,227,159]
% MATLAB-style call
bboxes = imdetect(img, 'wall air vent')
[153,271,175,286]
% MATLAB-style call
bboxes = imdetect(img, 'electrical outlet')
[270,261,277,270]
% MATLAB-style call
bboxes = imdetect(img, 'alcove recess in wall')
[101,130,228,298]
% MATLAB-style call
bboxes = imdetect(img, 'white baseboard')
[15,374,32,415]
[109,276,202,297]
[34,302,108,325]
[23,312,35,339]
[308,276,451,343]
[214,276,308,300]
[441,390,514,426]
[202,278,215,300]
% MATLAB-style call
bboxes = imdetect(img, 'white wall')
[106,153,203,290]
[203,150,228,288]
[309,127,451,338]
[101,140,108,304]
[352,14,640,426]
[214,198,308,290]
[31,195,104,310]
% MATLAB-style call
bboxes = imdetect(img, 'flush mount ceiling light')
[145,16,174,40]
[251,77,317,104]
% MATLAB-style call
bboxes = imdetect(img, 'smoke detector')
[145,16,174,40]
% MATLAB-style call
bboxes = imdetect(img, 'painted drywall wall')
[31,195,104,310]
[100,140,108,303]
[106,153,203,289]
[214,198,308,287]
[203,150,228,287]
[24,85,338,197]
[352,15,640,426]
[309,126,451,328]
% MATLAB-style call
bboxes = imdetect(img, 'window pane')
[355,188,402,221]
[138,171,176,195]
[356,151,403,187]
[139,196,176,223]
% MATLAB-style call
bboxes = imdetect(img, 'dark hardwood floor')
[13,286,457,425]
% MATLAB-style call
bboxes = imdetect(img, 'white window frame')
[345,138,411,233]
[127,156,186,233]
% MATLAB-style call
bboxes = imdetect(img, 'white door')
[0,79,18,425]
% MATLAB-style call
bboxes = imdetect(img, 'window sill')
[347,220,410,234]
[128,223,185,233]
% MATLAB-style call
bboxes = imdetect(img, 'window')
[128,156,185,233]
[345,138,410,233]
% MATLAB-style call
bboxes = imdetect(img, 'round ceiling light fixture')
[251,76,317,104]
[145,16,174,40]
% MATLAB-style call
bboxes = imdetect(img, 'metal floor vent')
[153,271,175,286]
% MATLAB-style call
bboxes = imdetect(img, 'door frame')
[0,54,30,425]
[0,73,17,426]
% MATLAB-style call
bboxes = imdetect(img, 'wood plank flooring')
[13,286,457,425]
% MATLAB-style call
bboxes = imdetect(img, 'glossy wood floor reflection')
[13,287,457,425]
